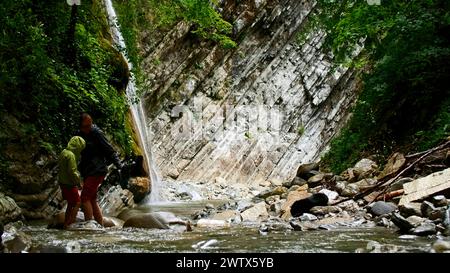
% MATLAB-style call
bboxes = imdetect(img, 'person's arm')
[67,153,82,187]
[94,127,122,168]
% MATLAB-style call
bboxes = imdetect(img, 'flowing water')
[84,1,435,254]
[103,0,162,202]
[24,201,434,253]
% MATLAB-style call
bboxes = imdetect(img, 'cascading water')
[103,0,162,202]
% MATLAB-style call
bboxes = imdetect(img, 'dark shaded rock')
[421,201,436,218]
[291,177,308,187]
[290,193,328,217]
[296,162,319,179]
[411,222,436,236]
[391,212,415,232]
[369,201,397,216]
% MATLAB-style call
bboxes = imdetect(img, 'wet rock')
[391,212,415,232]
[127,177,151,203]
[296,162,319,180]
[123,213,169,229]
[29,244,69,253]
[318,189,339,201]
[411,222,437,236]
[431,195,448,207]
[432,240,450,253]
[289,219,318,231]
[299,213,318,221]
[369,201,397,216]
[377,153,406,180]
[257,186,287,199]
[421,201,436,218]
[0,193,23,223]
[399,202,422,217]
[241,202,269,222]
[197,219,230,228]
[212,210,242,223]
[290,193,328,217]
[2,229,32,253]
[341,184,360,197]
[310,206,342,216]
[98,186,135,217]
[103,216,124,228]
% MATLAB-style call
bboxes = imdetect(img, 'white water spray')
[103,0,162,202]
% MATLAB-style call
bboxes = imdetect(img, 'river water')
[23,201,435,253]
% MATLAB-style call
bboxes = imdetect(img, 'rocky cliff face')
[139,0,361,187]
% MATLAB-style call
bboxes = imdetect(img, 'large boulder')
[127,177,151,203]
[241,202,269,222]
[0,193,22,223]
[123,213,169,229]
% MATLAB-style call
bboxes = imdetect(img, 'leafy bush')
[0,0,133,165]
[307,0,450,172]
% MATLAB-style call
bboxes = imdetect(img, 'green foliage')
[297,125,305,136]
[114,0,236,49]
[314,0,450,172]
[0,0,133,164]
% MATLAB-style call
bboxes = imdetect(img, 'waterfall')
[103,0,162,202]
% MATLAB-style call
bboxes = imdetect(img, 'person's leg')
[61,186,81,229]
[81,177,94,221]
[92,200,103,226]
[81,176,104,224]
[64,202,80,229]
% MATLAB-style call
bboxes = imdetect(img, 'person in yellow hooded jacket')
[58,136,86,229]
